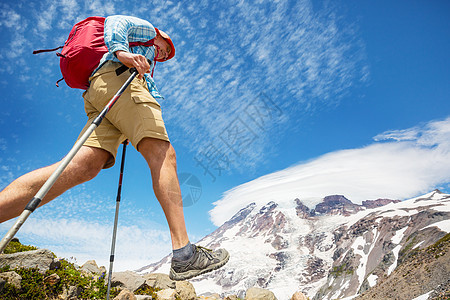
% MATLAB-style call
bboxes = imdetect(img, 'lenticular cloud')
[209,117,450,226]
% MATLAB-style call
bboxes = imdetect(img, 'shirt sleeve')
[104,15,157,54]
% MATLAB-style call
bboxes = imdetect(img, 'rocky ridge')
[354,233,449,299]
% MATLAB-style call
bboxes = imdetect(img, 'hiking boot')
[169,245,230,280]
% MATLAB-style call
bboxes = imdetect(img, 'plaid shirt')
[97,15,162,99]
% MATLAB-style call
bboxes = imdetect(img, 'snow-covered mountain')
[137,190,450,300]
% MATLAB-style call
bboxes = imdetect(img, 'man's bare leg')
[138,137,229,281]
[138,137,189,250]
[0,146,110,223]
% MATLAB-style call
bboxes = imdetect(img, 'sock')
[172,241,194,261]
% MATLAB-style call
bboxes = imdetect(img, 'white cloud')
[0,5,29,64]
[375,118,450,150]
[37,7,56,32]
[0,6,21,28]
[86,0,116,17]
[209,117,450,226]
[60,0,79,20]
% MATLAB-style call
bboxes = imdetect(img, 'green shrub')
[3,239,37,254]
[135,285,161,298]
[0,257,121,299]
[329,262,354,277]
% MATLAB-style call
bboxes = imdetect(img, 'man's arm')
[104,15,157,79]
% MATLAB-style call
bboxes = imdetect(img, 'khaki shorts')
[79,61,169,168]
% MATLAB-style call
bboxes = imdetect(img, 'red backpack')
[34,16,154,89]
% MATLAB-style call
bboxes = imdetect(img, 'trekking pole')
[106,140,128,300]
[0,68,138,254]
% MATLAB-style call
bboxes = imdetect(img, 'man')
[0,15,229,281]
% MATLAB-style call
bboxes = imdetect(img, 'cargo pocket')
[130,79,161,106]
[132,93,161,107]
[128,79,168,142]
[132,95,152,104]
[132,94,164,121]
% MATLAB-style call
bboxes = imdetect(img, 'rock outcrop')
[0,248,58,273]
[361,198,401,208]
[245,286,277,299]
[0,271,21,289]
[354,233,450,300]
[110,270,147,292]
[144,273,176,289]
[80,259,106,275]
[114,289,137,300]
[314,195,363,216]
[291,291,308,300]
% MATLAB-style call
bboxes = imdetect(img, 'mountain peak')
[225,202,256,226]
[295,198,312,219]
[314,195,363,216]
[258,201,278,214]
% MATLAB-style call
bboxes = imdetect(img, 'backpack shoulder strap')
[129,39,155,47]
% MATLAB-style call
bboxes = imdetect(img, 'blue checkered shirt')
[97,15,162,99]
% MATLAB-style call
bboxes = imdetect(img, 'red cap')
[154,28,175,62]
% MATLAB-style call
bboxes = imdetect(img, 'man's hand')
[115,51,150,79]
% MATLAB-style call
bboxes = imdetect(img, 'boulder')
[111,271,146,292]
[175,280,196,300]
[114,288,137,300]
[143,273,176,289]
[61,285,83,300]
[157,288,176,300]
[291,291,308,300]
[245,287,277,300]
[49,257,63,270]
[0,249,56,273]
[0,271,22,289]
[44,273,60,285]
[225,295,239,300]
[80,260,106,275]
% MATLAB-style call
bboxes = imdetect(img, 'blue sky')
[1,0,449,270]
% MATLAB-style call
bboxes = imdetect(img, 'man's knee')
[69,146,110,183]
[138,138,176,166]
[164,144,177,163]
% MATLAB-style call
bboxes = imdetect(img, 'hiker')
[0,15,229,280]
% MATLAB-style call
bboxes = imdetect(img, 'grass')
[0,260,122,299]
[426,233,450,257]
[2,239,37,254]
